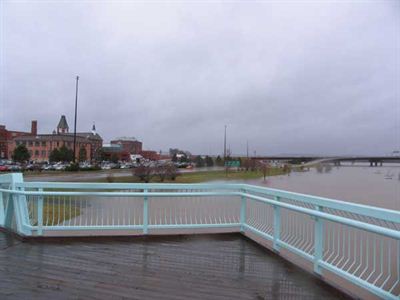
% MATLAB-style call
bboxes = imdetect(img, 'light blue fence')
[0,173,399,299]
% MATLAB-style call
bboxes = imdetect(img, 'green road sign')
[225,160,240,167]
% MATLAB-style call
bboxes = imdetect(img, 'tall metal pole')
[73,76,79,163]
[224,125,227,161]
[246,140,249,159]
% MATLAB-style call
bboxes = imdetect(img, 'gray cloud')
[1,1,399,155]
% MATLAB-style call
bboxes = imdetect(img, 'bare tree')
[154,164,168,182]
[165,163,179,181]
[133,165,154,183]
[257,161,270,181]
[106,172,115,183]
[282,164,292,175]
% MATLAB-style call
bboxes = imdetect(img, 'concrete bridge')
[250,156,400,166]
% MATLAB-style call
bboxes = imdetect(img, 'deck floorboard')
[0,231,351,299]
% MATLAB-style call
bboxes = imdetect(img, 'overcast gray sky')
[1,1,399,156]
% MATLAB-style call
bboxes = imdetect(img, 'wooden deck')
[0,231,351,299]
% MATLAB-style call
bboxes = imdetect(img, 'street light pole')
[224,125,227,161]
[73,76,79,163]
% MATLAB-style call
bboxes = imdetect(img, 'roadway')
[24,166,225,182]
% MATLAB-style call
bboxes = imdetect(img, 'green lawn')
[30,200,81,226]
[83,168,288,183]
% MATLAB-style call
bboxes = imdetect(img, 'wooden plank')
[0,232,351,299]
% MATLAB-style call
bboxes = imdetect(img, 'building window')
[28,141,33,146]
[67,142,72,147]
[41,150,46,157]
[57,142,59,147]
[41,142,46,147]
[29,150,33,156]
[35,150,39,156]
[35,141,40,146]
[22,141,26,146]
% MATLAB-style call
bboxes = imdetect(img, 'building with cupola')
[9,115,103,162]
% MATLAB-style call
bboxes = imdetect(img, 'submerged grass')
[81,168,288,183]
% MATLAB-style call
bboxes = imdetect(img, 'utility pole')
[246,140,249,159]
[223,125,227,161]
[73,76,79,163]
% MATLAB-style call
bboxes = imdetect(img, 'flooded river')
[253,163,400,211]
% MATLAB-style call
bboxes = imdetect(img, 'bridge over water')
[251,156,400,166]
[0,173,399,299]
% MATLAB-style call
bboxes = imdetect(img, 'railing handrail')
[9,181,400,223]
[1,186,399,240]
[0,188,242,197]
[17,182,243,190]
[244,193,400,240]
[241,184,400,223]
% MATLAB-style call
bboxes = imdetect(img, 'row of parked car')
[0,159,194,173]
[0,159,151,172]
[0,160,73,172]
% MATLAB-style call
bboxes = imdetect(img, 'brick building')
[110,137,142,154]
[8,115,102,162]
[140,150,160,161]
[0,121,37,159]
[101,144,131,161]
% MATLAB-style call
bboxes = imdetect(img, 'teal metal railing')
[0,173,399,299]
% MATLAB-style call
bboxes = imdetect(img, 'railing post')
[240,190,246,232]
[4,192,14,229]
[314,205,324,275]
[143,189,148,235]
[37,188,43,236]
[9,173,31,236]
[0,191,4,227]
[273,196,281,252]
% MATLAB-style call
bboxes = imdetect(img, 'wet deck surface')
[0,231,351,300]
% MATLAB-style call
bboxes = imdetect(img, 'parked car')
[79,162,93,169]
[7,164,22,172]
[42,164,55,171]
[24,164,42,172]
[54,163,68,171]
[0,165,9,172]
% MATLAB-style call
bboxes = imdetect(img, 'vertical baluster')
[273,196,281,252]
[127,197,130,226]
[63,196,66,226]
[0,191,4,226]
[52,196,55,226]
[240,191,246,232]
[37,188,43,236]
[143,189,148,234]
[314,205,324,275]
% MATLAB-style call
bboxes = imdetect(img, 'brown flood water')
[254,163,400,211]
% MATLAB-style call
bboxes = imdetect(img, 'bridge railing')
[0,173,399,300]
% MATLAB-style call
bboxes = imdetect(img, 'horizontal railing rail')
[0,173,399,300]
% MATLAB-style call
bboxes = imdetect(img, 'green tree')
[79,147,87,162]
[58,145,74,162]
[215,155,223,166]
[49,149,60,162]
[195,155,205,167]
[205,156,214,167]
[49,145,74,162]
[110,154,119,163]
[171,153,177,162]
[96,149,107,162]
[12,144,30,163]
